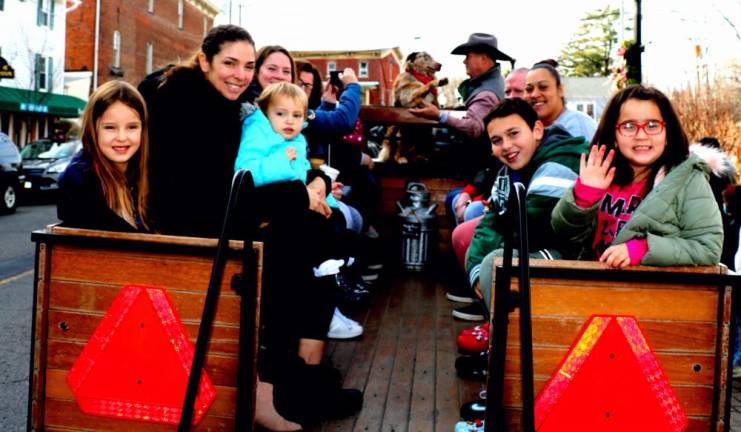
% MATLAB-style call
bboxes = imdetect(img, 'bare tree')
[6,27,64,109]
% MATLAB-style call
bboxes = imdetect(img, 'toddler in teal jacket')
[235,82,333,201]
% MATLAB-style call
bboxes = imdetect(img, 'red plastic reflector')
[67,285,216,425]
[535,315,687,432]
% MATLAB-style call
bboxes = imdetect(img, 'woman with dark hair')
[295,60,323,109]
[140,24,256,237]
[524,60,597,140]
[245,45,296,103]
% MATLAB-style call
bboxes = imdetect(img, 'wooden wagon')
[28,226,261,431]
[25,106,741,431]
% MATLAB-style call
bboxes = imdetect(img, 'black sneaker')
[452,303,486,321]
[332,388,363,418]
[334,271,371,307]
[460,398,487,422]
[455,350,489,380]
[446,284,475,303]
[361,266,380,282]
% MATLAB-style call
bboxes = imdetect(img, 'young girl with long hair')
[552,85,724,268]
[58,80,150,232]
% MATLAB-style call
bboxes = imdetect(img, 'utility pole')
[634,0,642,83]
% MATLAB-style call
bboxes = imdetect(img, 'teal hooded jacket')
[235,108,310,188]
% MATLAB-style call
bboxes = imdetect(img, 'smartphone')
[329,70,343,89]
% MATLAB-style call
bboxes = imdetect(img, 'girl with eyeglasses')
[551,85,728,268]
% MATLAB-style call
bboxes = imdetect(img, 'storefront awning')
[0,86,86,118]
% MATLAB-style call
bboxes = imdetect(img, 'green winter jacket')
[465,126,588,286]
[551,154,723,265]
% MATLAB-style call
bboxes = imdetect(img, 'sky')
[213,0,741,92]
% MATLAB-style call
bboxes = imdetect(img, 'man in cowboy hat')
[409,32,515,143]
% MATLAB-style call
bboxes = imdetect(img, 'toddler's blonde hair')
[256,82,308,117]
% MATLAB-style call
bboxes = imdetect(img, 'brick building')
[292,48,402,106]
[65,0,220,95]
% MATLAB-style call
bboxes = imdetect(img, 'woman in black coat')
[141,25,360,429]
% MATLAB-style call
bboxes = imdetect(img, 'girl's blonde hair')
[81,80,150,229]
[256,82,308,116]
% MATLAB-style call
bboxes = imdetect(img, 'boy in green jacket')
[463,98,588,311]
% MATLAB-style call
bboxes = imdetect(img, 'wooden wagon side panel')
[28,242,51,431]
[29,229,262,431]
[491,259,731,432]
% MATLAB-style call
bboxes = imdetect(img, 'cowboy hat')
[451,33,515,63]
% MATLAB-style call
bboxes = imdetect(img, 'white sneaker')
[327,308,363,339]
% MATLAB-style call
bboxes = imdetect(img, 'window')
[46,57,53,91]
[35,54,52,91]
[327,61,336,75]
[177,0,184,29]
[358,61,368,78]
[147,0,154,13]
[37,0,54,28]
[145,43,153,74]
[112,31,121,68]
[575,102,595,119]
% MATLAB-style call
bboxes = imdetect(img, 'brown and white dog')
[376,52,448,163]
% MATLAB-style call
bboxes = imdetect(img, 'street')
[0,198,57,431]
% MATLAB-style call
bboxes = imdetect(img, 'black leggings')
[238,181,339,382]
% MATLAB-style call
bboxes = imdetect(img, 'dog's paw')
[396,156,409,165]
[375,144,391,162]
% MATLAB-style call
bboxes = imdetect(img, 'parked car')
[20,139,55,161]
[0,132,22,214]
[22,140,82,192]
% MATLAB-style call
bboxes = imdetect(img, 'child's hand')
[599,244,630,268]
[454,192,472,223]
[307,186,331,218]
[473,280,483,300]
[580,145,616,190]
[307,177,327,196]
[285,147,297,161]
[331,182,344,200]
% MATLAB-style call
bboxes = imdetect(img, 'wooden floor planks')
[315,270,483,432]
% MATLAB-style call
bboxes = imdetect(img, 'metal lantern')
[398,183,437,271]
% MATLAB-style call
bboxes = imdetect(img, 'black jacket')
[140,67,245,237]
[57,151,141,232]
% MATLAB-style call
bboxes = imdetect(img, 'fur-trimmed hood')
[655,143,736,186]
[689,143,737,182]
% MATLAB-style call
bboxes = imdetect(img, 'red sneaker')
[457,322,490,353]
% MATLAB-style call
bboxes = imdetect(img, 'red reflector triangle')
[535,315,687,432]
[67,285,216,425]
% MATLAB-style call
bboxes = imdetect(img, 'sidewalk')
[733,379,741,430]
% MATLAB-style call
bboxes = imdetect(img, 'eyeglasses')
[616,120,666,137]
[298,80,313,91]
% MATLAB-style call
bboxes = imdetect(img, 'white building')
[563,76,613,122]
[0,0,85,147]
